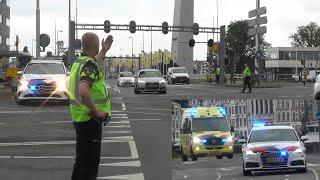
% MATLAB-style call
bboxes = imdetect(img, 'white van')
[167,67,190,84]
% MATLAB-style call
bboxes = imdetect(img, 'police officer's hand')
[94,110,107,120]
[101,35,113,52]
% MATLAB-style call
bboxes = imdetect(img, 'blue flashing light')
[221,138,227,143]
[202,139,207,144]
[253,123,265,127]
[218,107,226,116]
[280,151,287,156]
[29,85,36,91]
[189,108,198,118]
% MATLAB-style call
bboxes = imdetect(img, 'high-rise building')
[0,0,10,52]
[171,0,194,74]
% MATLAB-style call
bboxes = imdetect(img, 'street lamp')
[31,39,36,57]
[56,30,63,56]
[129,36,134,73]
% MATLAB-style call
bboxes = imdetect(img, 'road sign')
[6,67,18,78]
[247,16,267,27]
[317,112,320,121]
[249,6,267,18]
[248,26,267,36]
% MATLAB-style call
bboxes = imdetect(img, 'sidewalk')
[0,83,14,98]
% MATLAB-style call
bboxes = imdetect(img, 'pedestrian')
[69,32,113,180]
[241,63,252,93]
[215,67,221,84]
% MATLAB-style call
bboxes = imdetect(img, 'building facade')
[193,60,209,74]
[0,0,10,52]
[265,47,320,74]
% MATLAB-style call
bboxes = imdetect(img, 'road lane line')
[284,174,289,180]
[97,172,144,180]
[100,160,141,167]
[0,156,138,160]
[309,167,319,180]
[126,107,170,111]
[112,116,129,119]
[216,172,222,180]
[126,111,169,116]
[128,119,161,121]
[109,120,130,124]
[128,140,139,159]
[0,110,68,114]
[42,121,70,124]
[0,123,6,125]
[103,131,132,134]
[104,125,130,128]
[122,102,126,111]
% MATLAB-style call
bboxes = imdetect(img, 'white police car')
[242,124,307,176]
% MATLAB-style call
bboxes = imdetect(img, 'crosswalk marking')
[97,173,145,180]
[100,160,141,167]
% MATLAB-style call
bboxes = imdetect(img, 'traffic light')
[162,22,169,34]
[104,20,111,33]
[189,39,195,47]
[207,39,214,47]
[193,23,199,35]
[129,21,136,34]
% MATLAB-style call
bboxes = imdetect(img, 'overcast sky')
[9,0,320,60]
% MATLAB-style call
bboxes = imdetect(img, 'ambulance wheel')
[227,154,233,159]
[216,155,223,159]
[181,148,188,161]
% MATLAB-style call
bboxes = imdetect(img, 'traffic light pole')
[255,0,260,85]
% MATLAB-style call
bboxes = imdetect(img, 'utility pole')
[151,31,153,69]
[36,0,40,59]
[76,0,78,39]
[255,0,260,85]
[68,0,72,67]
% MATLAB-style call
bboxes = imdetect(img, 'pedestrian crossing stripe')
[100,160,141,167]
[97,173,144,180]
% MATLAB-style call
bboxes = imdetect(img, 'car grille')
[175,77,187,81]
[260,151,288,167]
[146,82,159,89]
[28,79,57,91]
[203,137,224,146]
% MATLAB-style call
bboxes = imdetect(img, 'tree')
[225,20,270,76]
[290,22,320,47]
[23,46,29,53]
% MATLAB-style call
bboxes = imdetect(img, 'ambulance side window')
[182,118,190,134]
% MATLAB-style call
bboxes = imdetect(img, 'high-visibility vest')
[216,68,221,75]
[69,56,111,122]
[243,67,251,77]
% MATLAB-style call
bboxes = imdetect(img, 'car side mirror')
[300,136,308,142]
[230,126,235,133]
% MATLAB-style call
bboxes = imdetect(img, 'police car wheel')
[216,155,223,159]
[243,164,251,176]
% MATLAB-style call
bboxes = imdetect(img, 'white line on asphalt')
[128,140,139,159]
[0,156,138,160]
[122,102,126,111]
[102,136,133,141]
[112,116,129,119]
[103,131,132,134]
[42,121,70,124]
[128,119,162,121]
[309,167,319,180]
[216,172,222,180]
[0,123,6,125]
[126,107,170,111]
[126,111,169,116]
[97,172,144,180]
[284,174,289,180]
[109,120,130,124]
[112,114,128,116]
[0,110,68,114]
[104,125,130,128]
[100,160,141,167]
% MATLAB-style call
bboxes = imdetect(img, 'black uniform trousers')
[216,75,220,84]
[242,76,252,92]
[72,119,102,180]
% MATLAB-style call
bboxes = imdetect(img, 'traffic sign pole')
[255,0,260,85]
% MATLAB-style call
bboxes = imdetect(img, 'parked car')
[117,72,134,87]
[134,69,166,94]
[167,67,190,84]
[291,73,300,82]
[15,59,69,105]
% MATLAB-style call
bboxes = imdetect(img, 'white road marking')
[112,114,128,116]
[126,111,169,116]
[109,120,130,124]
[309,167,319,180]
[128,119,162,121]
[284,174,289,180]
[0,156,138,160]
[216,172,222,180]
[111,116,129,119]
[183,175,188,178]
[0,110,68,114]
[100,160,141,167]
[126,107,170,111]
[103,131,132,134]
[42,121,70,124]
[128,140,139,159]
[0,123,6,125]
[102,136,134,141]
[308,163,320,167]
[97,172,144,180]
[122,102,126,111]
[105,125,131,128]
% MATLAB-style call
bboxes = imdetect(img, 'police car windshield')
[192,117,229,132]
[139,71,162,78]
[24,63,65,74]
[173,68,187,73]
[120,72,133,77]
[248,129,298,143]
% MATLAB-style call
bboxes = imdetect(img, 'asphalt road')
[0,80,315,180]
[172,154,320,180]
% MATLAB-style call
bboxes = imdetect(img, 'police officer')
[241,63,252,93]
[69,32,113,180]
[215,67,221,84]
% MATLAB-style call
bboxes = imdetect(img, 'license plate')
[40,90,50,94]
[265,158,283,163]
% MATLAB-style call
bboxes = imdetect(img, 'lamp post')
[56,30,63,56]
[129,36,134,73]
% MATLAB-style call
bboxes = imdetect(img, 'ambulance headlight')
[192,137,201,144]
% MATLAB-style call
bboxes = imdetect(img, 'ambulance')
[180,107,234,161]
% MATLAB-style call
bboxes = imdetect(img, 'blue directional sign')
[256,51,262,60]
[317,112,320,121]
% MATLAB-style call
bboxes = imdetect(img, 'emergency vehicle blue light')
[221,138,227,143]
[189,108,198,117]
[280,151,287,156]
[202,139,207,144]
[29,85,36,91]
[253,123,265,127]
[218,107,226,116]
